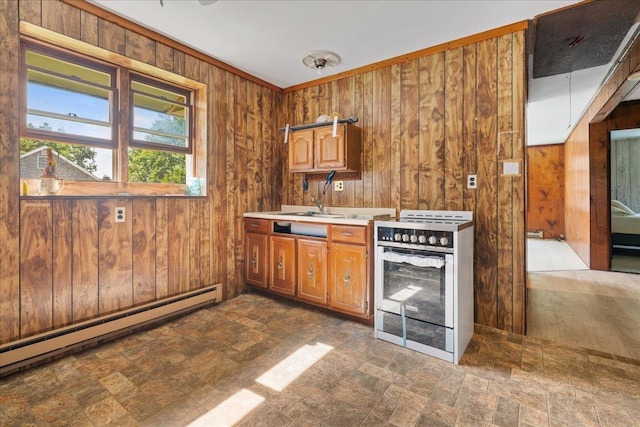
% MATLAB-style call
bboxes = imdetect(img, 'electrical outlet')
[467,175,478,189]
[115,207,125,223]
[334,181,344,192]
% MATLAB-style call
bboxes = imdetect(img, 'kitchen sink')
[278,212,345,218]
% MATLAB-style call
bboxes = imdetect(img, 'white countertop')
[244,205,396,226]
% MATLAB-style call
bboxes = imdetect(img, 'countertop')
[244,205,396,226]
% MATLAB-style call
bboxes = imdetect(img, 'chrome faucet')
[312,197,325,213]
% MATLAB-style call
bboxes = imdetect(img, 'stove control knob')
[418,235,427,244]
[428,235,437,245]
[402,234,410,242]
[410,235,418,243]
[440,236,449,246]
[394,233,402,242]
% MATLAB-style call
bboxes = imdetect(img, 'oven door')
[375,246,454,328]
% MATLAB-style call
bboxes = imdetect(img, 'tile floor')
[2,293,640,426]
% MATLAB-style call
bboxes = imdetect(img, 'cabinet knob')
[277,256,283,271]
[307,264,314,280]
[343,267,351,288]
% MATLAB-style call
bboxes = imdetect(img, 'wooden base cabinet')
[245,217,373,322]
[245,233,267,288]
[329,242,368,316]
[297,239,328,305]
[269,236,296,296]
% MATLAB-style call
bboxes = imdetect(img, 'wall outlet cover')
[334,181,344,191]
[115,207,126,223]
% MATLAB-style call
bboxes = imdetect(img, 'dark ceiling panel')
[532,0,640,79]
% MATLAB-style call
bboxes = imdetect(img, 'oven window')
[380,247,446,326]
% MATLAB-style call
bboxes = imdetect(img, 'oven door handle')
[380,251,445,268]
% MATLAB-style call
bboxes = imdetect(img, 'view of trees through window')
[20,116,187,184]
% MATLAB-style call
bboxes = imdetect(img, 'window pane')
[128,147,186,184]
[25,47,114,144]
[20,140,112,182]
[131,76,191,152]
[27,50,112,86]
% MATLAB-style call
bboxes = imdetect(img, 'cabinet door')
[289,128,314,172]
[245,232,267,288]
[297,239,327,305]
[329,242,367,315]
[315,124,345,170]
[270,236,296,296]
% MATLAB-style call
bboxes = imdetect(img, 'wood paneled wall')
[282,32,527,333]
[0,0,283,343]
[564,27,640,269]
[527,144,564,239]
[611,136,640,213]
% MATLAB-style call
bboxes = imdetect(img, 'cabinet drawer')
[331,225,366,244]
[245,218,268,234]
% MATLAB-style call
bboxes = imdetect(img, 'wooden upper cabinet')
[288,129,314,172]
[315,125,345,169]
[297,239,328,305]
[288,123,361,173]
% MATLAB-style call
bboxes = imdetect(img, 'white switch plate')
[115,207,125,223]
[334,181,344,192]
[467,175,477,189]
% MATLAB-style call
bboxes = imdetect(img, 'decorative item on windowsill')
[39,148,64,194]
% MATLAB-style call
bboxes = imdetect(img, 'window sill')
[20,179,207,198]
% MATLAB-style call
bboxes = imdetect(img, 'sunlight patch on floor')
[187,389,264,427]
[256,342,333,391]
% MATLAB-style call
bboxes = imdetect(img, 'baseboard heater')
[0,284,222,374]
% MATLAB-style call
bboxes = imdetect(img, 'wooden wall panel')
[3,0,284,347]
[527,144,564,239]
[0,0,21,344]
[418,53,445,210]
[496,34,514,331]
[20,201,53,337]
[564,29,640,269]
[98,199,133,315]
[284,30,527,333]
[52,200,72,328]
[444,47,464,211]
[132,198,156,305]
[167,198,190,296]
[475,38,498,328]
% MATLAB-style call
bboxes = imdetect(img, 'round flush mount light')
[302,50,341,75]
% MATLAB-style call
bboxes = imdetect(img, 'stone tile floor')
[1,293,639,426]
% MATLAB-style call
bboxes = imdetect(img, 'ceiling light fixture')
[302,50,341,76]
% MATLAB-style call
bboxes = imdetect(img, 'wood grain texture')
[52,200,72,328]
[167,198,189,296]
[132,198,156,305]
[4,0,287,347]
[284,30,527,333]
[496,34,514,331]
[0,0,21,344]
[564,31,640,270]
[418,52,445,210]
[72,200,99,322]
[98,199,133,315]
[474,37,498,328]
[527,145,565,239]
[20,201,53,337]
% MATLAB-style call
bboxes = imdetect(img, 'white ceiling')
[89,0,636,146]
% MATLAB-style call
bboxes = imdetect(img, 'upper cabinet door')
[315,124,345,169]
[288,128,314,172]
